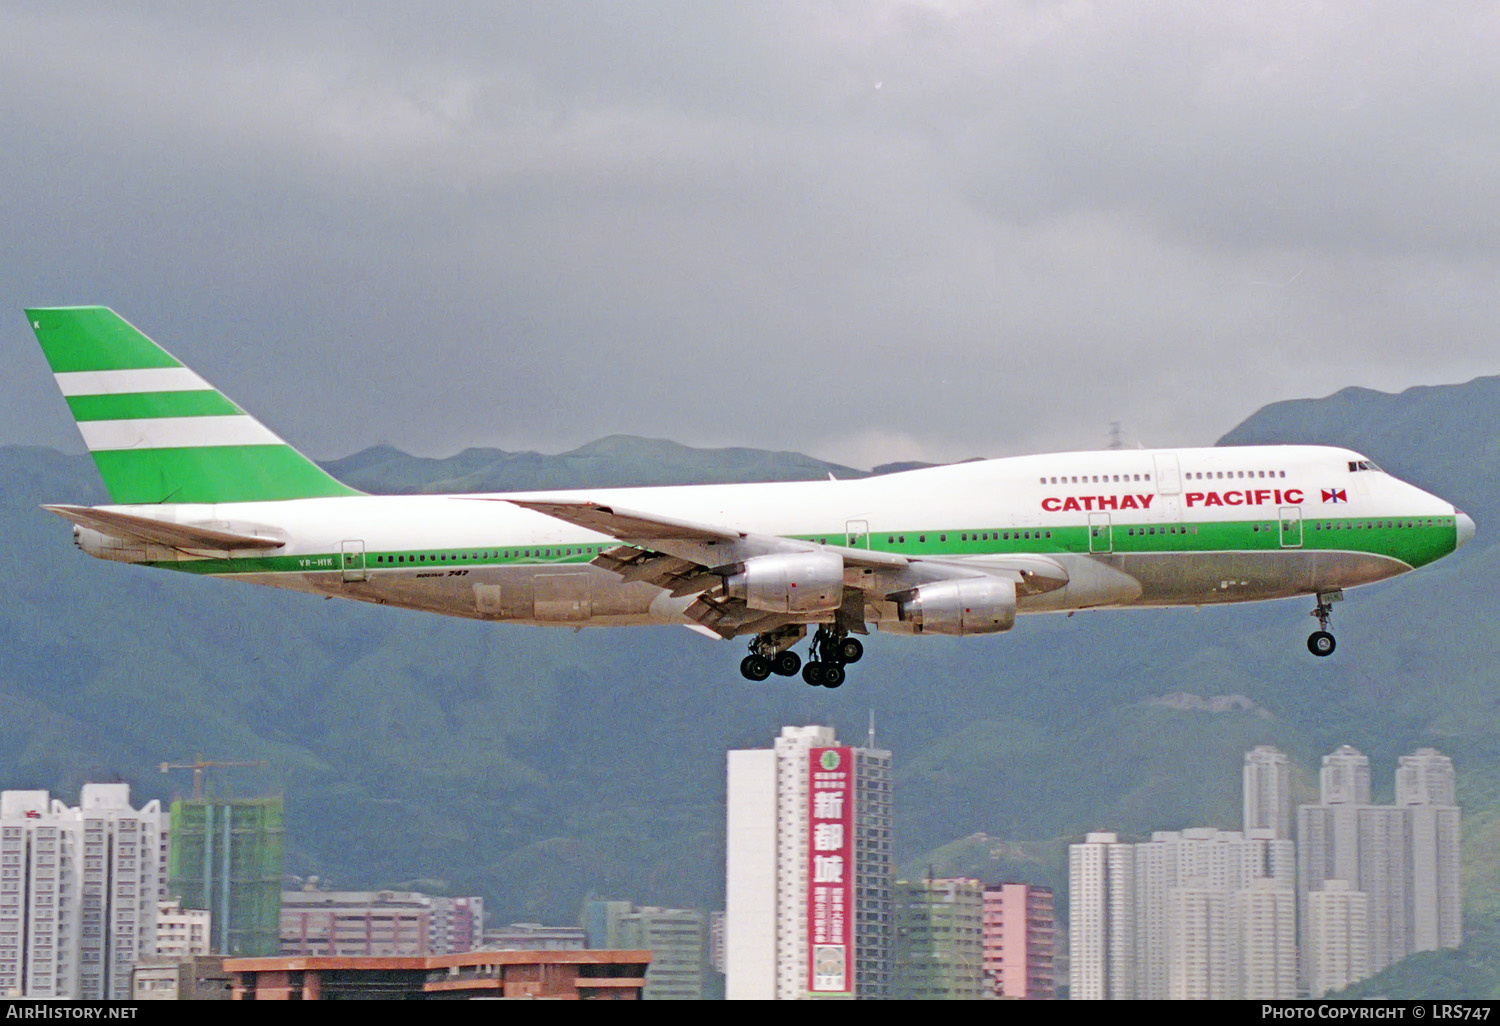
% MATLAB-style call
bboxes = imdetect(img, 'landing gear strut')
[740,625,865,687]
[740,625,806,681]
[1307,590,1342,657]
[801,627,861,689]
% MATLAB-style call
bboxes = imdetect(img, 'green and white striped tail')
[26,306,360,505]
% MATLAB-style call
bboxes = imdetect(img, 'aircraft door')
[1154,453,1182,495]
[1088,513,1113,554]
[340,540,367,582]
[1279,507,1303,549]
[845,519,870,549]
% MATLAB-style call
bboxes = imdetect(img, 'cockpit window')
[1347,460,1383,473]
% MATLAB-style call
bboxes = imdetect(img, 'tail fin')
[25,307,360,504]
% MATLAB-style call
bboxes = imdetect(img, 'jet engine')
[896,576,1017,635]
[73,526,151,563]
[725,551,845,614]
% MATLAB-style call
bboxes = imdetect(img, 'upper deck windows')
[1185,470,1286,480]
[1348,460,1382,472]
[1040,473,1149,485]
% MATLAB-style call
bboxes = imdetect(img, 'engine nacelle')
[726,551,845,615]
[897,577,1017,636]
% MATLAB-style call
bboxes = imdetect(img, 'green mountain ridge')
[3,382,1497,956]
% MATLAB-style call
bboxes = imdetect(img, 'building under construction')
[167,797,284,956]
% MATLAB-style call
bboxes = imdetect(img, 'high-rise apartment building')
[1297,745,1462,990]
[1306,880,1370,997]
[892,877,983,999]
[1134,828,1294,1000]
[1068,831,1135,1000]
[725,725,893,999]
[1237,878,1297,999]
[1243,746,1292,839]
[1074,750,1298,1005]
[0,791,77,999]
[0,785,166,999]
[1167,881,1237,999]
[167,797,283,956]
[1396,749,1462,953]
[982,883,1054,999]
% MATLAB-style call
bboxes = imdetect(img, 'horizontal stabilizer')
[42,504,286,551]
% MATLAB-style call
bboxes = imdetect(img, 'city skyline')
[1072,744,1464,1000]
[0,727,1479,1000]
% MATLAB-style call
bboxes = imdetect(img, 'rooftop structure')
[224,950,651,1000]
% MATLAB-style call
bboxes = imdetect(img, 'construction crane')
[159,754,266,801]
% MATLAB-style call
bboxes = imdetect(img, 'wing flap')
[42,504,286,551]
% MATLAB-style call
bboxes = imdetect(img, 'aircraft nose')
[1456,510,1476,548]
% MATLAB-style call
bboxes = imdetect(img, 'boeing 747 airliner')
[25,308,1475,687]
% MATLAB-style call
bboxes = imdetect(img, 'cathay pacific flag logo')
[1322,488,1348,503]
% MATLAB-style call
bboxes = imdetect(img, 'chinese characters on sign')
[808,746,854,995]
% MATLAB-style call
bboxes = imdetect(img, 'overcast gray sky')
[5,1,1498,468]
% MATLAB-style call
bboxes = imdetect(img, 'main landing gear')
[740,625,805,683]
[1307,590,1342,657]
[739,626,863,688]
[800,627,863,689]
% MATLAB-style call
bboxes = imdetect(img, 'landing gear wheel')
[1307,592,1340,658]
[1308,631,1336,657]
[836,637,863,664]
[740,655,772,681]
[772,650,802,677]
[802,662,826,686]
[821,663,846,688]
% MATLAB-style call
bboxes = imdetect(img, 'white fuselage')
[78,444,1468,634]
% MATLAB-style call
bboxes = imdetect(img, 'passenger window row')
[1185,470,1286,480]
[1039,473,1149,485]
[1312,518,1448,531]
[884,530,1054,544]
[374,547,602,565]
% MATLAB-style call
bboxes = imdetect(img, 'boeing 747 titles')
[25,308,1475,687]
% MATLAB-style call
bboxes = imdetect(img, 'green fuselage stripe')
[145,516,1458,576]
[66,390,242,421]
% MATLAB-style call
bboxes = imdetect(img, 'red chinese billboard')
[807,746,854,996]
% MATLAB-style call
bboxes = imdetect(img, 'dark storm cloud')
[4,2,1498,468]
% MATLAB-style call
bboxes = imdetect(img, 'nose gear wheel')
[1307,592,1340,658]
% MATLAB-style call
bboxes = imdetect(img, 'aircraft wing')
[42,504,287,552]
[507,498,911,571]
[504,498,1066,638]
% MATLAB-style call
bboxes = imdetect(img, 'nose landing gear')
[1307,590,1342,657]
